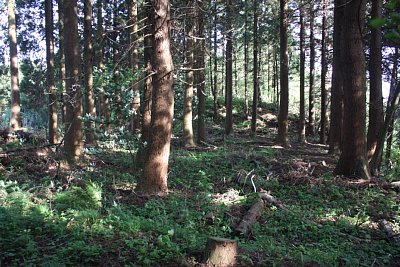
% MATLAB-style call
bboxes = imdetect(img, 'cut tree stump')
[204,236,237,267]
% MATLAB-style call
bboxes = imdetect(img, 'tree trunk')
[138,0,174,195]
[58,0,67,124]
[319,0,327,145]
[275,0,289,147]
[64,0,83,161]
[213,2,218,121]
[183,0,196,147]
[298,2,306,143]
[45,0,58,144]
[112,0,122,126]
[204,237,237,267]
[243,2,249,118]
[251,0,258,135]
[84,0,96,145]
[8,0,22,130]
[196,0,206,143]
[367,0,384,160]
[328,0,344,154]
[225,0,233,135]
[308,2,315,136]
[129,0,141,132]
[334,0,370,179]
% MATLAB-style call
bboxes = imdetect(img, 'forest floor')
[0,105,400,266]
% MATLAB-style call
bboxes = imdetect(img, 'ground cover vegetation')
[0,0,400,266]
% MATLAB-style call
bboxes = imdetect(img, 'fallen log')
[379,219,400,243]
[234,198,265,235]
[204,236,237,267]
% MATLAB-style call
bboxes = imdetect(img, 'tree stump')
[204,236,237,267]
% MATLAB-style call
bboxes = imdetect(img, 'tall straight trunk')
[234,47,238,95]
[243,2,249,118]
[196,0,206,143]
[308,2,315,136]
[45,0,58,144]
[334,0,370,179]
[213,1,218,120]
[251,0,258,135]
[299,2,306,143]
[328,0,344,154]
[129,0,141,132]
[367,0,384,159]
[225,0,233,135]
[319,0,327,144]
[112,0,122,125]
[136,0,153,169]
[64,0,83,160]
[139,0,174,195]
[385,49,398,168]
[58,0,67,124]
[8,0,21,130]
[84,0,96,145]
[183,0,196,147]
[275,0,289,147]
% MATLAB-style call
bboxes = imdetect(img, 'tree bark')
[59,0,67,124]
[213,1,218,121]
[45,0,58,144]
[225,0,233,135]
[334,0,370,179]
[328,0,344,154]
[275,0,289,147]
[243,2,249,118]
[251,0,258,135]
[367,0,384,160]
[298,2,306,143]
[84,0,96,145]
[129,0,141,132]
[183,0,196,147]
[8,0,22,130]
[204,237,237,267]
[196,0,206,143]
[63,0,83,161]
[308,2,315,136]
[320,0,327,145]
[138,0,174,195]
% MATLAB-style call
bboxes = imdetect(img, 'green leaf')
[370,18,387,28]
[384,30,400,42]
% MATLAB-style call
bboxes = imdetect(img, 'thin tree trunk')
[367,0,384,159]
[129,0,141,132]
[320,0,327,144]
[251,0,258,135]
[243,2,249,118]
[334,0,370,179]
[8,0,21,130]
[213,2,218,120]
[112,0,122,125]
[299,2,306,143]
[139,0,174,195]
[308,2,315,136]
[84,0,96,145]
[58,0,67,124]
[275,0,289,147]
[328,0,344,154]
[196,0,206,143]
[183,0,196,147]
[64,0,83,161]
[45,0,58,144]
[225,0,233,135]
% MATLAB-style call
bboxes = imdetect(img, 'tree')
[251,0,258,135]
[308,2,315,136]
[45,0,57,143]
[84,0,96,145]
[298,0,306,143]
[138,0,174,195]
[129,0,141,132]
[64,0,83,160]
[58,0,67,124]
[319,0,327,144]
[225,0,233,135]
[8,0,22,130]
[366,0,384,159]
[196,0,206,143]
[243,1,249,118]
[275,0,289,147]
[334,0,370,179]
[328,0,344,154]
[183,0,196,147]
